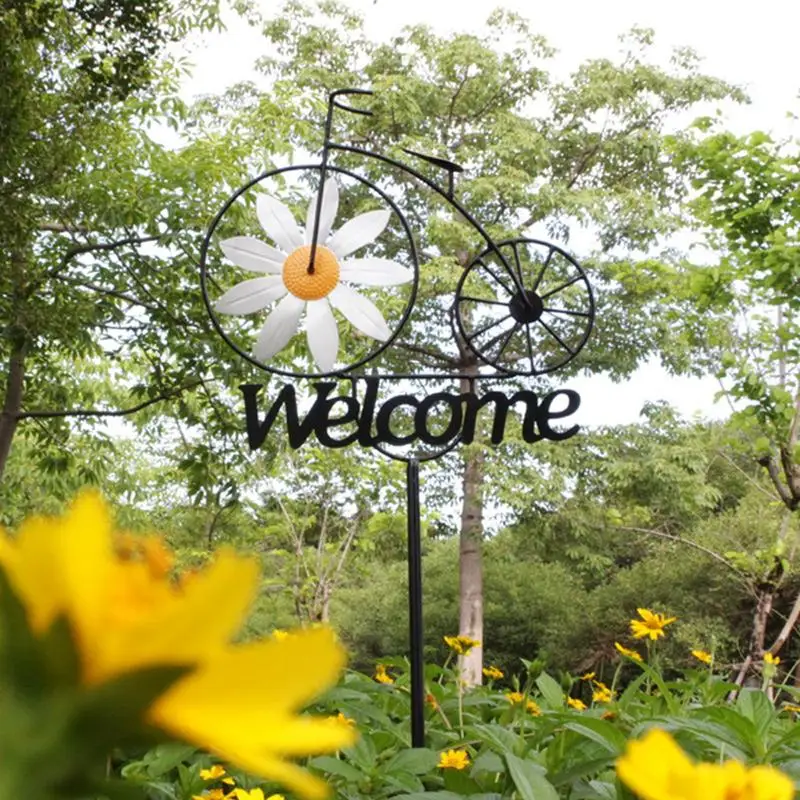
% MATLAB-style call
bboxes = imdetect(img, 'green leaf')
[385,747,439,775]
[535,672,565,709]
[562,718,627,755]
[70,664,189,751]
[505,754,559,800]
[307,755,364,782]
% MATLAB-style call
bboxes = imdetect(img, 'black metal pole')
[407,457,425,747]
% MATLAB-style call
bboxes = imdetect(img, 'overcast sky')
[180,0,800,427]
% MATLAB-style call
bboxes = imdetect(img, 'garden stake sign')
[200,89,595,746]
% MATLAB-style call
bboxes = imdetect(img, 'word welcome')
[240,379,580,451]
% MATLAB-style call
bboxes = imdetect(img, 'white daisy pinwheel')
[215,178,412,371]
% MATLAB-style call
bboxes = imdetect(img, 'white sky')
[179,0,800,427]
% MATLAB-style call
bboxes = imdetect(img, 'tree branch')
[53,234,161,274]
[17,379,205,420]
[615,524,749,582]
[759,455,795,510]
[51,274,161,312]
[396,342,460,368]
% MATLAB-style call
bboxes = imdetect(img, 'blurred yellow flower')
[580,671,595,681]
[271,629,290,641]
[483,665,504,680]
[691,649,712,665]
[425,692,439,710]
[0,492,354,800]
[764,652,780,666]
[234,790,266,800]
[615,642,643,662]
[444,634,480,655]
[782,703,800,714]
[505,691,525,704]
[593,686,613,703]
[592,681,613,704]
[334,712,355,727]
[630,608,677,640]
[374,664,394,684]
[526,700,542,716]
[200,766,227,781]
[193,790,229,800]
[617,728,794,800]
[567,697,587,711]
[438,749,470,770]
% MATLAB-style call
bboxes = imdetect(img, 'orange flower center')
[282,245,340,301]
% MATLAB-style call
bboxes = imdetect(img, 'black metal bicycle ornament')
[199,89,594,745]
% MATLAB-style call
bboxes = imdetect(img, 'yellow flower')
[691,649,712,665]
[425,692,439,710]
[592,685,613,704]
[443,634,480,655]
[200,766,227,781]
[234,790,265,800]
[194,790,230,800]
[580,671,595,681]
[483,665,504,680]
[764,652,780,666]
[526,699,542,716]
[438,749,470,770]
[505,691,525,704]
[615,642,643,662]
[334,712,355,727]
[629,608,677,640]
[782,703,800,714]
[616,728,794,800]
[567,697,587,711]
[271,629,290,641]
[374,664,394,684]
[0,492,355,800]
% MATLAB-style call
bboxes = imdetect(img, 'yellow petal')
[92,549,259,680]
[153,626,346,720]
[616,729,695,800]
[216,751,331,800]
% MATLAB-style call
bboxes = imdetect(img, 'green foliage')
[117,646,800,799]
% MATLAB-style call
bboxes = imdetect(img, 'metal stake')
[407,457,425,747]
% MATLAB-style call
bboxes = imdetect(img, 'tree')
[671,125,800,685]
[248,1,744,682]
[0,0,275,486]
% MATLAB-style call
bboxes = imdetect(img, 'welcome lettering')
[239,380,580,451]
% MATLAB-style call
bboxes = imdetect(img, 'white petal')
[215,277,288,315]
[305,300,339,372]
[329,284,391,341]
[253,294,305,362]
[220,236,285,273]
[256,194,304,253]
[305,178,339,245]
[328,209,390,258]
[340,257,413,287]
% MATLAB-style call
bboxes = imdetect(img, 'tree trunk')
[458,365,485,685]
[0,340,27,483]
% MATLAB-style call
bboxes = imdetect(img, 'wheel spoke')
[459,295,510,307]
[511,242,526,290]
[539,273,584,300]
[530,247,554,293]
[494,322,520,363]
[466,312,512,343]
[475,259,513,296]
[543,307,591,318]
[524,323,536,374]
[538,318,575,356]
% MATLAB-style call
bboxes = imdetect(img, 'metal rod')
[407,458,425,747]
